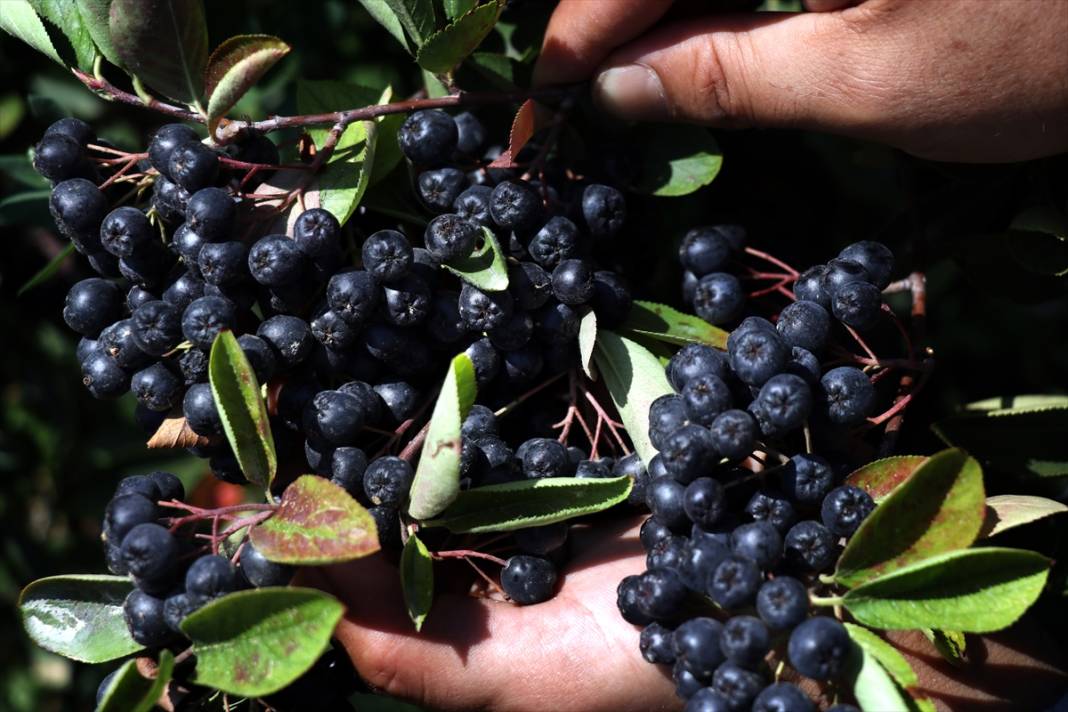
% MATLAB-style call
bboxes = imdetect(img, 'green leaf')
[980,494,1068,538]
[109,0,208,104]
[843,547,1051,633]
[963,394,1068,412]
[620,300,728,349]
[357,0,436,50]
[934,399,1068,479]
[633,125,723,196]
[400,532,434,631]
[923,629,967,667]
[463,51,517,90]
[844,455,929,503]
[181,587,344,697]
[76,0,122,67]
[408,353,477,520]
[444,0,477,20]
[209,330,276,489]
[368,112,405,185]
[844,637,913,712]
[0,0,64,66]
[425,476,632,533]
[296,80,385,225]
[0,153,49,188]
[356,0,410,51]
[845,623,918,688]
[835,448,985,588]
[18,575,142,663]
[18,242,75,296]
[416,2,502,74]
[578,309,597,379]
[250,475,380,565]
[442,226,509,291]
[28,0,97,70]
[204,35,290,137]
[593,330,673,465]
[96,649,173,712]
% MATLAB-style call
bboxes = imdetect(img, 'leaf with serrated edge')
[356,0,410,51]
[845,455,928,503]
[964,394,1068,412]
[593,330,673,466]
[444,0,477,20]
[845,639,912,712]
[18,575,142,663]
[97,650,174,712]
[296,80,386,225]
[76,0,122,67]
[204,35,290,137]
[181,587,344,697]
[621,300,728,349]
[210,330,276,488]
[578,309,597,379]
[0,0,64,65]
[425,476,632,533]
[109,0,208,104]
[487,99,539,169]
[835,448,985,588]
[400,532,434,631]
[28,0,97,70]
[843,547,1051,633]
[408,354,477,520]
[416,1,501,74]
[442,226,509,291]
[250,476,379,565]
[980,494,1067,538]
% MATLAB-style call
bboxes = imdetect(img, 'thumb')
[592,11,878,132]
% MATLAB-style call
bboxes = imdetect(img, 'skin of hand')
[532,0,1068,162]
[303,516,1067,712]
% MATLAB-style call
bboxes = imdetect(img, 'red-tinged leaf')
[835,448,986,588]
[845,455,929,502]
[250,475,379,565]
[487,99,542,169]
[204,35,290,137]
[147,413,212,449]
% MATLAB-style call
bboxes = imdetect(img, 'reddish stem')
[434,549,508,567]
[744,246,799,277]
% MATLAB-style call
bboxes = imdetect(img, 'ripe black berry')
[679,227,732,277]
[123,590,172,647]
[781,454,834,505]
[45,117,94,146]
[363,456,413,507]
[751,373,812,436]
[181,295,237,350]
[756,576,808,630]
[787,617,850,680]
[238,542,294,587]
[668,343,729,392]
[185,187,235,242]
[793,264,830,307]
[293,207,341,257]
[673,617,725,680]
[183,382,221,436]
[635,567,687,620]
[551,258,595,305]
[249,235,305,286]
[528,216,579,268]
[744,490,796,533]
[50,178,107,242]
[693,272,745,325]
[820,485,875,536]
[519,437,569,479]
[534,301,579,344]
[708,555,762,609]
[839,240,894,290]
[640,622,676,664]
[500,555,557,605]
[458,283,513,331]
[820,258,869,300]
[646,476,689,531]
[163,271,206,311]
[149,124,199,176]
[820,366,875,425]
[33,132,88,181]
[720,615,770,668]
[708,409,757,462]
[258,315,314,366]
[490,181,540,231]
[198,241,248,285]
[417,168,467,213]
[424,213,478,262]
[831,280,882,330]
[185,554,238,598]
[237,334,277,383]
[729,521,782,570]
[168,141,218,192]
[105,493,158,543]
[453,111,486,157]
[100,206,153,258]
[81,350,130,398]
[327,269,379,327]
[783,520,837,572]
[131,362,183,411]
[683,478,725,529]
[120,522,178,580]
[63,278,123,337]
[398,110,458,166]
[752,682,815,712]
[776,300,830,353]
[710,663,765,710]
[362,229,412,282]
[659,424,716,484]
[453,185,494,227]
[582,184,626,237]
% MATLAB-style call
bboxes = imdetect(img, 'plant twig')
[433,549,507,567]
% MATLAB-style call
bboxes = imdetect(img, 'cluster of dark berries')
[102,472,292,648]
[611,234,894,710]
[38,109,634,606]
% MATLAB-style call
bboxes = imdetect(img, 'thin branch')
[433,549,507,567]
[744,246,799,277]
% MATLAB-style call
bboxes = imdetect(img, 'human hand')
[533,0,1068,163]
[304,516,1066,711]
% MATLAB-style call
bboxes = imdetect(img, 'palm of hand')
[303,516,679,712]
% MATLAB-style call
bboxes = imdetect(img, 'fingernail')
[594,64,669,121]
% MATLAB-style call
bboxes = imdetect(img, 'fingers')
[533,0,675,86]
[804,0,857,10]
[591,11,877,131]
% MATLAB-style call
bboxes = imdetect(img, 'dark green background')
[1,1,1066,709]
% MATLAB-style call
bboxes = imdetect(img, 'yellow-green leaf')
[400,532,433,631]
[0,0,64,65]
[204,35,290,137]
[416,2,502,74]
